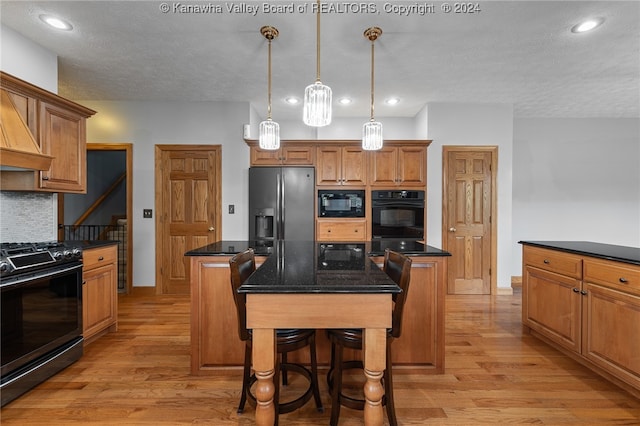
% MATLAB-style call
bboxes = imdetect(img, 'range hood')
[0,88,53,171]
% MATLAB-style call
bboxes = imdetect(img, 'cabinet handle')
[572,288,580,293]
[98,256,104,261]
[543,259,550,264]
[580,290,588,296]
[619,277,629,284]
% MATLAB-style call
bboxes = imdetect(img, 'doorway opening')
[58,143,133,293]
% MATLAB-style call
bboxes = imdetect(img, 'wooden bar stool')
[326,249,412,426]
[229,249,323,423]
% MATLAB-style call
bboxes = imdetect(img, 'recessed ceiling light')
[338,97,352,105]
[385,97,400,106]
[284,96,300,105]
[39,14,73,31]
[571,18,604,33]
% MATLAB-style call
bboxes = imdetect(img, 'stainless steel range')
[0,241,84,406]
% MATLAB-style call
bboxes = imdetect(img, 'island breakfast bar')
[238,241,400,425]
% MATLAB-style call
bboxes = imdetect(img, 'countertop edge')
[519,240,640,266]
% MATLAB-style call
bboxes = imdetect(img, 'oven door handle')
[0,263,83,289]
[372,200,425,207]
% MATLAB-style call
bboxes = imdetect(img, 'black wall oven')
[0,242,84,407]
[371,190,425,239]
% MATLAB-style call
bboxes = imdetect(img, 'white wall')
[0,24,57,92]
[0,24,59,243]
[512,118,640,274]
[81,100,251,286]
[423,103,514,289]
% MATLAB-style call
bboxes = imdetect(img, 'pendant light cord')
[316,0,321,82]
[267,36,273,120]
[370,38,375,121]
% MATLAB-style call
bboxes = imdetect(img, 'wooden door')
[443,148,495,294]
[155,145,221,294]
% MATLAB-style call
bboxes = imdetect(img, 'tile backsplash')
[0,192,57,242]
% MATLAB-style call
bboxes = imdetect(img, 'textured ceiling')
[1,1,639,120]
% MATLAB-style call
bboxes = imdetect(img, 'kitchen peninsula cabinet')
[186,240,449,375]
[0,72,96,193]
[521,241,640,397]
[369,145,427,187]
[316,145,366,186]
[249,144,314,166]
[82,244,118,344]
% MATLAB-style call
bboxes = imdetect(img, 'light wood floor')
[2,288,639,425]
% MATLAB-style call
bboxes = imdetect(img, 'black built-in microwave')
[318,190,365,217]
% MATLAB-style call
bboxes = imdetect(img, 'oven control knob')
[63,249,73,258]
[72,248,82,257]
[52,250,63,260]
[0,261,8,272]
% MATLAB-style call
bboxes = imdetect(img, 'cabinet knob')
[98,256,104,261]
[619,277,629,284]
[580,290,588,296]
[448,227,456,232]
[572,288,580,293]
[543,259,550,264]
[42,176,50,181]
[354,229,358,233]
[208,227,215,231]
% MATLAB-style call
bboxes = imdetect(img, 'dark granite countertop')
[519,241,640,266]
[185,239,451,258]
[63,240,119,250]
[237,241,402,294]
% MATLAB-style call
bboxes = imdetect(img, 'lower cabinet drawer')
[584,258,640,296]
[83,245,117,270]
[524,246,583,279]
[316,220,366,241]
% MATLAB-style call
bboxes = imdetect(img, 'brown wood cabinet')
[522,245,640,397]
[369,145,426,187]
[0,72,95,193]
[189,252,446,374]
[250,144,314,166]
[83,245,118,344]
[316,219,366,241]
[316,145,366,186]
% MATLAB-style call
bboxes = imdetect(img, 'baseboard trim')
[511,276,522,289]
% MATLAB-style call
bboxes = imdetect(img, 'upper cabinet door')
[369,146,426,187]
[316,146,366,186]
[250,145,314,166]
[39,101,87,193]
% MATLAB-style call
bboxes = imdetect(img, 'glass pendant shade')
[303,81,332,127]
[259,119,280,150]
[362,120,383,151]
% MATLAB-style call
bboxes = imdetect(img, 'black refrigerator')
[249,167,315,241]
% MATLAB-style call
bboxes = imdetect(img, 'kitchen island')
[185,240,449,376]
[520,240,640,398]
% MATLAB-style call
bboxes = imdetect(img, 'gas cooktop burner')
[0,241,83,278]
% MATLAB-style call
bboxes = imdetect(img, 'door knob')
[208,227,215,231]
[449,227,456,232]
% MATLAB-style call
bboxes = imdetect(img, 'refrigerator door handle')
[277,172,283,239]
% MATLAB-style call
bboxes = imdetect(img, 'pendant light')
[362,27,383,151]
[303,0,332,127]
[259,26,280,150]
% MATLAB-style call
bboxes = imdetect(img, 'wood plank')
[2,289,639,424]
